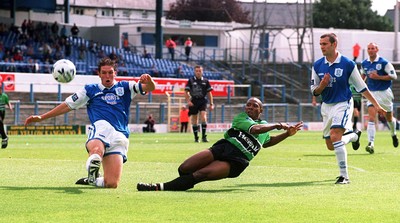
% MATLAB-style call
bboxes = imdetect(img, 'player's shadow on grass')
[0,186,97,194]
[303,153,373,157]
[235,179,333,188]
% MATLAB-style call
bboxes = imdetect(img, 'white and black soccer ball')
[52,59,76,83]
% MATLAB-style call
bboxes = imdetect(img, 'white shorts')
[367,88,394,112]
[321,99,354,138]
[87,120,129,162]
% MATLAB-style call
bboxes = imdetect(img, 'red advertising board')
[116,77,234,97]
[0,74,15,91]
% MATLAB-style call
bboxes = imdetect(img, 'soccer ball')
[52,59,76,83]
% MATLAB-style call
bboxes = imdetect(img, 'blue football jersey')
[361,56,396,91]
[311,53,367,104]
[65,81,145,137]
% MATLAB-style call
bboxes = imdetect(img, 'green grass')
[1,131,400,222]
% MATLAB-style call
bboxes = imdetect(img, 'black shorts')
[209,139,250,178]
[0,110,5,121]
[189,99,207,116]
[354,100,361,111]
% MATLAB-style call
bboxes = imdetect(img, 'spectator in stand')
[2,49,12,60]
[51,21,59,39]
[60,25,67,39]
[53,46,63,61]
[184,37,193,61]
[42,42,52,62]
[150,64,160,77]
[5,58,17,72]
[78,43,87,60]
[0,46,4,60]
[12,50,23,62]
[123,37,130,52]
[176,65,184,78]
[165,37,176,61]
[97,49,106,59]
[109,50,118,61]
[25,43,35,58]
[143,50,152,59]
[21,19,27,34]
[143,115,156,133]
[88,41,96,54]
[26,58,39,73]
[65,39,72,57]
[180,105,189,133]
[27,20,34,37]
[71,23,79,39]
[118,62,128,76]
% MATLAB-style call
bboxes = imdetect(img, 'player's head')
[320,33,338,56]
[367,42,379,58]
[245,97,263,120]
[97,57,117,88]
[194,65,203,79]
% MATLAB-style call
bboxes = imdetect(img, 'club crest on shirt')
[334,68,343,77]
[115,87,124,96]
[376,64,382,70]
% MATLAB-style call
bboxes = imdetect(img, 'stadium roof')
[240,2,312,29]
[56,0,176,11]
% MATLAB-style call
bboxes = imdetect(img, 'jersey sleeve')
[385,62,397,80]
[129,81,145,98]
[310,66,320,95]
[65,88,89,110]
[349,66,367,93]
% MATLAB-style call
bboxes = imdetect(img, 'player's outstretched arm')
[139,73,156,92]
[24,102,72,126]
[262,121,303,148]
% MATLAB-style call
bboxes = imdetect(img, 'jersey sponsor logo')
[227,128,261,156]
[115,87,124,96]
[376,64,382,70]
[390,70,395,75]
[103,93,118,105]
[72,93,79,102]
[334,68,343,77]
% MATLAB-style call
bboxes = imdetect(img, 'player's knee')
[178,163,190,175]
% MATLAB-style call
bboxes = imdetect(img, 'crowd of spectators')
[0,21,223,79]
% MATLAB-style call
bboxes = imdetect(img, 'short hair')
[194,65,203,70]
[98,57,117,72]
[368,42,379,49]
[320,33,338,44]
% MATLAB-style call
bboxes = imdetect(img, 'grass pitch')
[1,131,400,223]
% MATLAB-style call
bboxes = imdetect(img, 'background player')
[360,42,398,154]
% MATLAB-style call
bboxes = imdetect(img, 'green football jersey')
[0,93,9,111]
[224,112,270,161]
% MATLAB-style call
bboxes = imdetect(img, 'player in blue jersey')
[24,58,156,188]
[136,97,303,191]
[360,42,398,154]
[311,33,386,184]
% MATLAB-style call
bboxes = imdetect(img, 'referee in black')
[184,65,214,143]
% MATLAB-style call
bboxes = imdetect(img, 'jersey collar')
[367,55,380,62]
[324,52,342,66]
[98,80,117,90]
